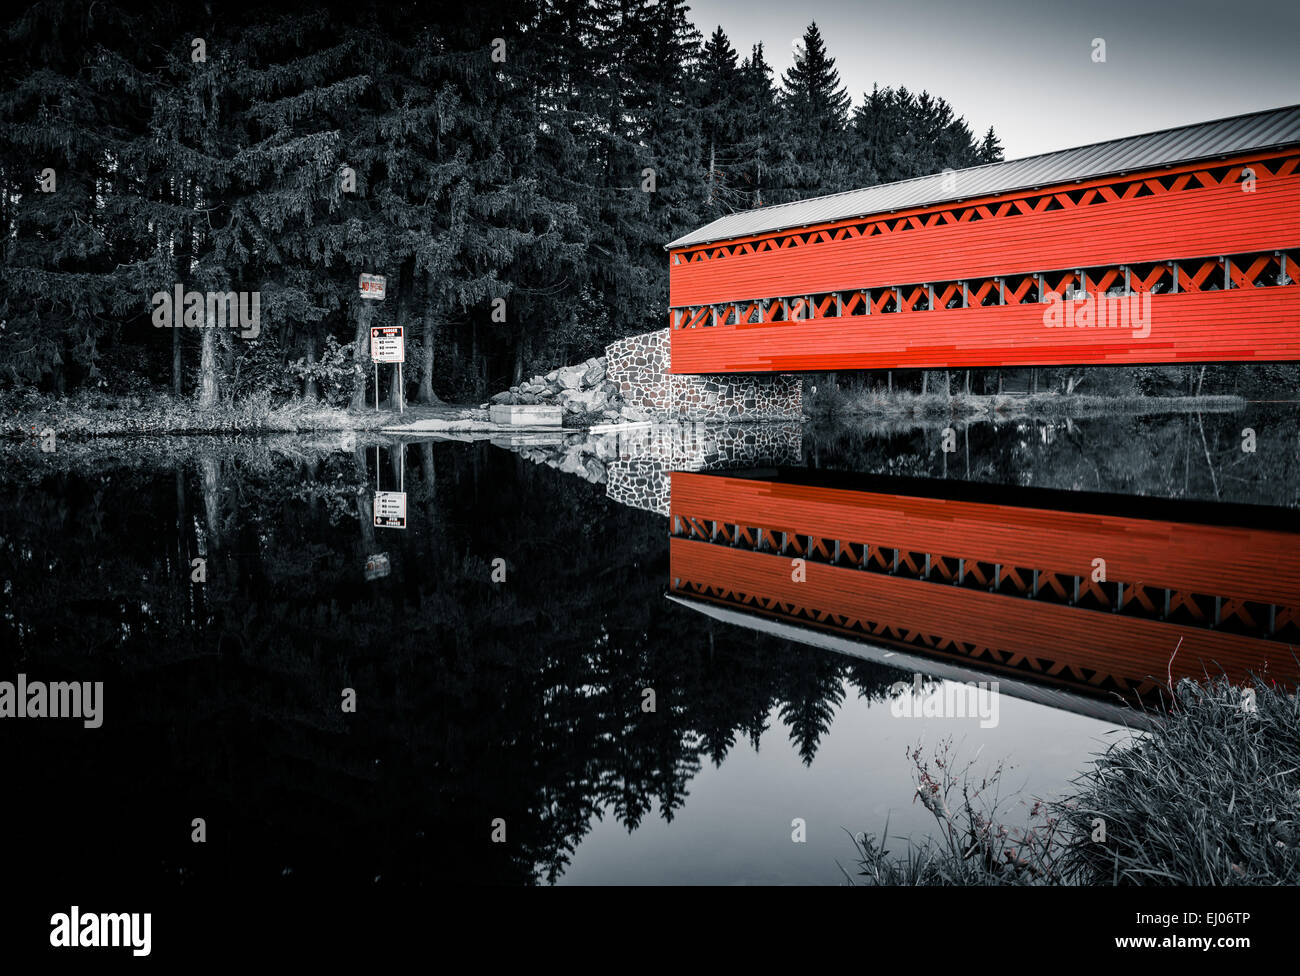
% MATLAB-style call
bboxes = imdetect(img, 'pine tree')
[777,22,853,201]
[735,43,783,209]
[977,125,1005,164]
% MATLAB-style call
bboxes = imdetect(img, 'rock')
[558,366,585,390]
[583,363,606,386]
[568,387,607,413]
[584,457,606,481]
[545,370,558,382]
[490,391,513,404]
[620,405,649,422]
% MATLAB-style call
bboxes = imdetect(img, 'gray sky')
[686,0,1300,160]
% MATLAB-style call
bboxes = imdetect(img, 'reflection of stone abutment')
[500,423,803,516]
[670,470,1300,705]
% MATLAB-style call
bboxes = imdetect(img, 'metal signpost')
[361,274,404,413]
[373,445,407,530]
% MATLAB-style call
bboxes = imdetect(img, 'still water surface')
[1,406,1295,885]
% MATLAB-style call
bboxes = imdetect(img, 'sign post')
[373,445,407,530]
[368,324,405,415]
[361,274,400,412]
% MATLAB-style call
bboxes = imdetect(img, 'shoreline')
[0,389,1258,441]
[811,391,1246,419]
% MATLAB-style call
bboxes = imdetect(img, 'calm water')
[1,405,1296,886]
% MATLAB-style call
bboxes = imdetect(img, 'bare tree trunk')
[349,302,372,411]
[220,329,235,402]
[173,178,190,397]
[172,325,183,397]
[199,456,222,550]
[419,301,442,404]
[707,142,715,205]
[303,333,319,400]
[198,327,219,409]
[355,446,377,554]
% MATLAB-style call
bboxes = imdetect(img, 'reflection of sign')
[373,491,407,529]
[364,552,391,580]
[370,326,404,363]
[359,273,386,300]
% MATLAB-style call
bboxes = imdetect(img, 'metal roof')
[666,103,1300,250]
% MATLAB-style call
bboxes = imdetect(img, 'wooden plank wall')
[667,151,1300,371]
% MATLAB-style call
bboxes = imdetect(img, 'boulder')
[557,366,585,390]
[490,391,513,404]
[583,363,606,386]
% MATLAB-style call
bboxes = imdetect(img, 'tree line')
[0,0,1002,407]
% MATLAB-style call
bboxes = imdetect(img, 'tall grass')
[848,675,1300,885]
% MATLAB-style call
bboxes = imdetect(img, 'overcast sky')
[685,0,1300,160]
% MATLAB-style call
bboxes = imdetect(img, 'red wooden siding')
[670,474,1300,608]
[669,286,1300,372]
[670,539,1295,693]
[669,472,1300,693]
[667,150,1300,372]
[669,154,1299,306]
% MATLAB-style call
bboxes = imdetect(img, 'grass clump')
[849,676,1300,885]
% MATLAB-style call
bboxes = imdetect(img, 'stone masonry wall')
[502,423,804,517]
[605,329,802,423]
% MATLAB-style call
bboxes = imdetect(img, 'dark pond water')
[1,404,1296,886]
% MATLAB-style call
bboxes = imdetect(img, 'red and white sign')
[364,552,391,580]
[370,325,404,363]
[359,273,387,300]
[373,491,407,529]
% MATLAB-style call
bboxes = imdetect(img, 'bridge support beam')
[607,328,802,422]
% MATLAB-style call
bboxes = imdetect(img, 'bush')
[850,676,1300,885]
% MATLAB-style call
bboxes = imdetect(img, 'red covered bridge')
[668,470,1300,708]
[666,105,1300,374]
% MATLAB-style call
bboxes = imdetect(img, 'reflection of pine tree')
[778,654,847,765]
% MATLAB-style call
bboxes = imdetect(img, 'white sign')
[373,491,407,529]
[364,552,391,580]
[370,326,404,363]
[359,273,386,300]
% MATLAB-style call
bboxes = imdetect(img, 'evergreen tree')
[776,22,853,201]
[977,124,1005,164]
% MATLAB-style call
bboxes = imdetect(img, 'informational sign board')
[370,325,405,363]
[373,491,407,529]
[359,273,386,300]
[364,552,391,580]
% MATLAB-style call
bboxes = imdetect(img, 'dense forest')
[0,0,1002,408]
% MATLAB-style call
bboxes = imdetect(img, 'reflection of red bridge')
[669,471,1299,704]
[667,105,1300,373]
